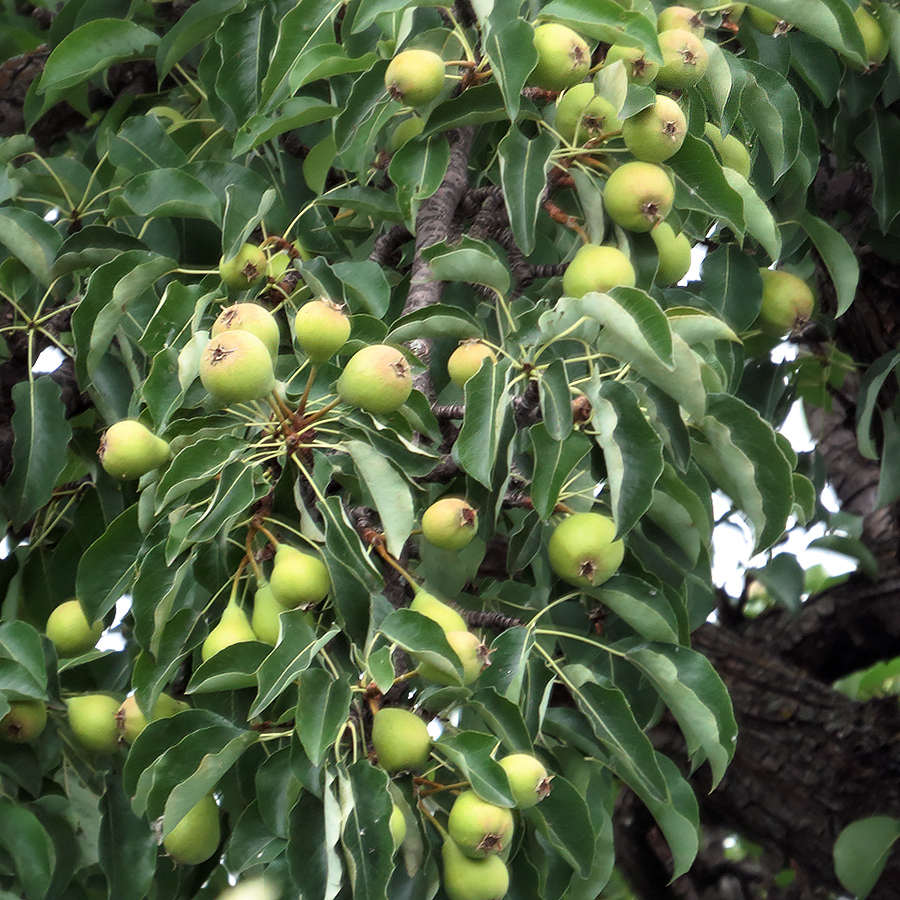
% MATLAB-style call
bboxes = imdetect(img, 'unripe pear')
[251,582,282,645]
[651,222,693,285]
[385,49,446,107]
[163,793,221,865]
[656,28,709,89]
[529,22,591,91]
[603,44,660,85]
[387,116,425,152]
[199,330,276,405]
[747,6,786,34]
[116,692,182,745]
[447,791,514,859]
[409,587,468,633]
[563,244,637,298]
[703,122,752,178]
[447,340,497,387]
[556,84,621,145]
[337,344,412,415]
[499,753,552,808]
[441,838,510,900]
[658,5,705,36]
[416,630,490,686]
[266,250,293,283]
[99,420,171,480]
[0,699,48,743]
[269,545,331,609]
[294,299,351,363]
[548,511,625,588]
[219,243,267,290]
[853,5,889,67]
[622,94,687,163]
[421,497,478,551]
[201,601,257,662]
[211,303,280,360]
[603,161,674,232]
[389,804,407,852]
[756,268,814,337]
[66,694,121,754]
[46,599,104,658]
[371,707,431,773]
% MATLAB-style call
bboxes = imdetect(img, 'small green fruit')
[556,83,621,145]
[756,268,814,337]
[441,838,510,900]
[294,299,351,363]
[656,28,709,89]
[651,222,693,285]
[99,420,171,480]
[658,5,705,36]
[116,692,181,745]
[387,116,425,152]
[337,344,413,415]
[603,161,674,233]
[563,243,636,298]
[409,588,468,633]
[164,794,221,865]
[421,497,478,551]
[389,804,407,852]
[251,582,282,645]
[529,23,591,91]
[385,49,446,107]
[219,243,267,290]
[0,699,48,743]
[211,303,280,360]
[202,601,257,662]
[269,545,331,609]
[499,753,552,808]
[548,511,625,588]
[416,630,490,686]
[46,599,103,658]
[371,708,431,773]
[622,94,687,163]
[199,330,276,405]
[853,5,889,67]
[447,791,514,859]
[746,6,785,34]
[703,122,751,178]
[447,340,497,387]
[603,45,659,85]
[66,694,121,754]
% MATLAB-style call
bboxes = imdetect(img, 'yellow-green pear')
[563,244,636,297]
[0,699,48,743]
[99,420,171,480]
[409,587,468,633]
[548,511,625,588]
[499,753,553,808]
[371,707,431,773]
[219,243,267,290]
[755,268,815,337]
[651,222,693,285]
[385,49,446,107]
[46,599,104,658]
[66,694,121,754]
[447,791,514,858]
[622,94,687,163]
[529,22,591,91]
[116,692,182,745]
[441,838,510,900]
[201,601,257,661]
[337,344,413,415]
[657,28,709,89]
[447,340,497,387]
[416,630,490,686]
[421,497,478,551]
[269,545,331,609]
[163,793,221,865]
[251,582,282,645]
[556,83,621,145]
[211,303,280,360]
[389,804,407,852]
[294,299,351,363]
[603,45,659,85]
[603,161,675,232]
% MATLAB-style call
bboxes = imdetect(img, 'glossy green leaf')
[529,424,592,520]
[295,669,353,767]
[589,576,681,644]
[484,16,539,124]
[671,135,745,234]
[0,799,55,900]
[699,245,763,332]
[795,209,858,317]
[187,642,270,693]
[747,0,866,62]
[387,304,483,343]
[389,134,451,224]
[122,168,223,223]
[722,168,782,259]
[834,816,900,899]
[526,774,595,878]
[379,609,464,682]
[422,237,511,298]
[438,731,517,807]
[98,776,158,900]
[0,207,61,285]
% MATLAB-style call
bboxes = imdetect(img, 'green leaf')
[422,237,511,298]
[39,19,159,93]
[537,358,575,441]
[389,134,451,225]
[438,731,517,807]
[699,245,763,332]
[379,609,464,683]
[526,774,595,878]
[295,669,353,767]
[795,210,858,317]
[467,688,534,753]
[122,168,223,224]
[157,0,248,76]
[626,643,737,787]
[834,816,900,899]
[670,135,745,234]
[0,799,56,900]
[1,378,72,530]
[589,576,681,644]
[187,642,270,693]
[722,168,782,260]
[387,304,483,343]
[0,207,62,285]
[528,424,592,520]
[98,776,158,900]
[484,17,539,124]
[856,109,900,233]
[857,349,900,459]
[0,621,48,696]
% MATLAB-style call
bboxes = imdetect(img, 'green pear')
[385,49,446,107]
[548,511,625,588]
[529,22,591,91]
[337,344,413,415]
[603,44,659,85]
[66,694,121,754]
[656,28,709,89]
[651,222,693,285]
[703,122,752,178]
[756,268,815,337]
[622,94,687,163]
[603,161,675,232]
[409,587,468,633]
[657,5,705,36]
[421,497,478,551]
[202,600,257,662]
[46,599,104,658]
[387,116,425,152]
[447,340,497,387]
[441,838,510,900]
[746,6,786,34]
[269,545,331,609]
[447,791,514,858]
[416,630,490,686]
[294,299,351,363]
[0,699,48,743]
[853,5,889,67]
[562,244,636,298]
[163,793,221,865]
[99,420,171,480]
[211,303,280,360]
[116,692,182,745]
[499,753,552,808]
[556,83,621,145]
[389,803,407,852]
[199,330,276,405]
[371,707,431,773]
[219,243,267,290]
[251,582,282,645]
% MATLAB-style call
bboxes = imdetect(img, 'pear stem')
[302,395,342,426]
[417,801,449,839]
[245,530,264,582]
[266,394,289,432]
[372,542,418,587]
[255,522,281,549]
[229,556,250,604]
[297,364,319,417]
